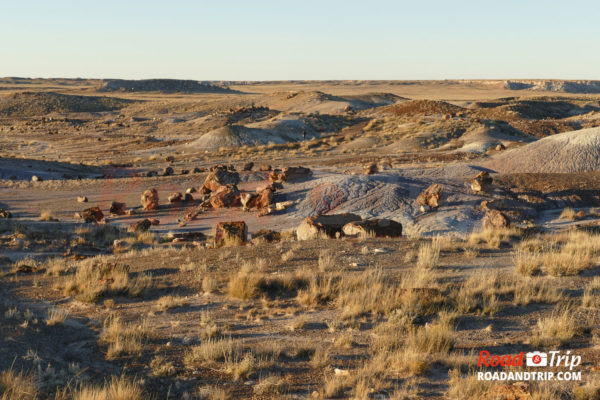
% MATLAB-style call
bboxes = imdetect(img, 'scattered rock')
[31,175,42,182]
[148,218,160,226]
[364,163,378,175]
[214,221,247,247]
[184,207,204,222]
[254,188,274,210]
[77,196,88,203]
[297,213,362,240]
[471,171,493,193]
[165,155,175,162]
[417,183,444,211]
[183,193,194,201]
[496,143,506,151]
[127,218,152,233]
[141,188,159,210]
[82,207,104,223]
[240,192,258,210]
[201,165,240,193]
[275,200,295,211]
[482,209,510,230]
[280,166,312,181]
[342,219,403,238]
[168,192,183,203]
[0,208,12,218]
[146,170,158,177]
[192,167,205,173]
[180,169,189,175]
[186,187,197,194]
[162,166,174,176]
[109,201,127,216]
[259,165,272,171]
[576,210,586,219]
[210,185,240,208]
[243,162,254,171]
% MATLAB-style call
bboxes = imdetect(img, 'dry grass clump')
[512,277,562,305]
[150,355,176,377]
[228,266,307,300]
[415,239,441,269]
[446,368,494,399]
[468,227,521,248]
[100,315,149,359]
[38,210,56,222]
[515,230,600,277]
[61,261,152,303]
[156,295,188,311]
[46,307,68,326]
[453,271,505,315]
[253,375,288,395]
[71,375,143,400]
[573,377,600,400]
[532,307,577,347]
[368,312,455,379]
[0,369,38,400]
[184,337,241,364]
[195,386,229,400]
[317,249,336,272]
[202,276,219,293]
[559,207,577,220]
[582,277,600,308]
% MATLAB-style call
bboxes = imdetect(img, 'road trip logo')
[477,350,582,381]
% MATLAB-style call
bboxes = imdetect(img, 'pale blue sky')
[1,0,599,80]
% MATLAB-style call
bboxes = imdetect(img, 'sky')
[1,0,599,80]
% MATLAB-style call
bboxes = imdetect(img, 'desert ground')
[2,78,600,399]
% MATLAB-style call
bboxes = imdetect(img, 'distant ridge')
[99,79,239,93]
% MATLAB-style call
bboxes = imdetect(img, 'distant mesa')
[99,79,240,93]
[0,91,135,117]
[504,80,600,94]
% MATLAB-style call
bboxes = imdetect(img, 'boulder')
[471,171,493,193]
[210,185,240,208]
[417,183,444,211]
[141,188,159,210]
[240,192,258,210]
[256,181,282,193]
[162,166,174,176]
[128,218,152,233]
[82,207,104,223]
[184,207,204,222]
[109,201,127,216]
[297,213,362,240]
[482,210,510,230]
[0,208,12,218]
[364,163,378,175]
[255,188,274,210]
[201,165,240,193]
[280,166,312,181]
[342,219,403,238]
[77,196,88,203]
[168,192,183,203]
[275,200,295,211]
[243,162,254,171]
[214,221,247,247]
